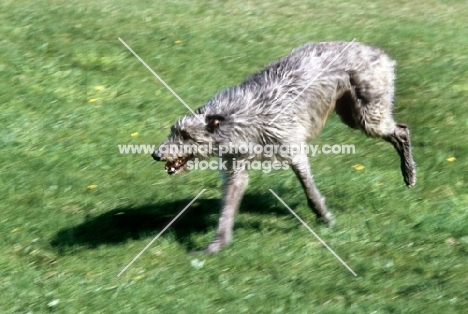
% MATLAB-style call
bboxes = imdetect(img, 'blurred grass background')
[0,0,467,312]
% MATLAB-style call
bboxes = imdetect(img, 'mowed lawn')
[1,0,467,312]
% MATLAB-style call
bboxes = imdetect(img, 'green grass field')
[1,0,467,312]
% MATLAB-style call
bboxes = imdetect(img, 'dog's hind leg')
[205,168,249,253]
[290,154,335,227]
[356,104,416,187]
[336,71,416,187]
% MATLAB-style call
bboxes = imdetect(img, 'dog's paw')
[318,213,335,228]
[404,170,416,188]
[204,239,226,254]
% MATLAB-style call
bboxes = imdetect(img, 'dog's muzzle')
[152,150,192,175]
[151,151,162,161]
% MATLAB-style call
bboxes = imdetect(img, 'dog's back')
[197,42,396,144]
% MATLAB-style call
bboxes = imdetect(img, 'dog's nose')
[151,151,161,161]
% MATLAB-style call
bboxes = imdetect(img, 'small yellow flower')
[87,185,98,189]
[453,85,468,92]
[94,85,104,91]
[174,40,182,44]
[134,275,144,280]
[377,182,384,187]
[88,98,98,103]
[131,132,139,137]
[11,228,19,233]
[352,164,365,171]
[445,237,458,246]
[447,157,456,162]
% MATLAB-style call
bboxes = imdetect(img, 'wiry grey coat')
[153,41,416,253]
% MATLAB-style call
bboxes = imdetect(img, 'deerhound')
[152,41,416,253]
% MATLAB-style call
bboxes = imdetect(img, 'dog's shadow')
[50,193,294,252]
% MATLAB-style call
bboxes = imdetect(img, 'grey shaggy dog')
[152,41,416,253]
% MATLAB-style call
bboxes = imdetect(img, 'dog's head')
[152,113,228,175]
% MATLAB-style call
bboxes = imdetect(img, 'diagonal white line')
[117,188,207,277]
[118,37,204,123]
[269,39,356,125]
[269,189,357,276]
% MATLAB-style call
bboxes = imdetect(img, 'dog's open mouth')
[165,156,192,175]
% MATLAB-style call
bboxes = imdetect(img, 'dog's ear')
[206,114,225,133]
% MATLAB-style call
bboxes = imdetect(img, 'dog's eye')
[179,130,190,140]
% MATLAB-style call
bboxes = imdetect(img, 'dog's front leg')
[290,153,335,227]
[205,167,249,253]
